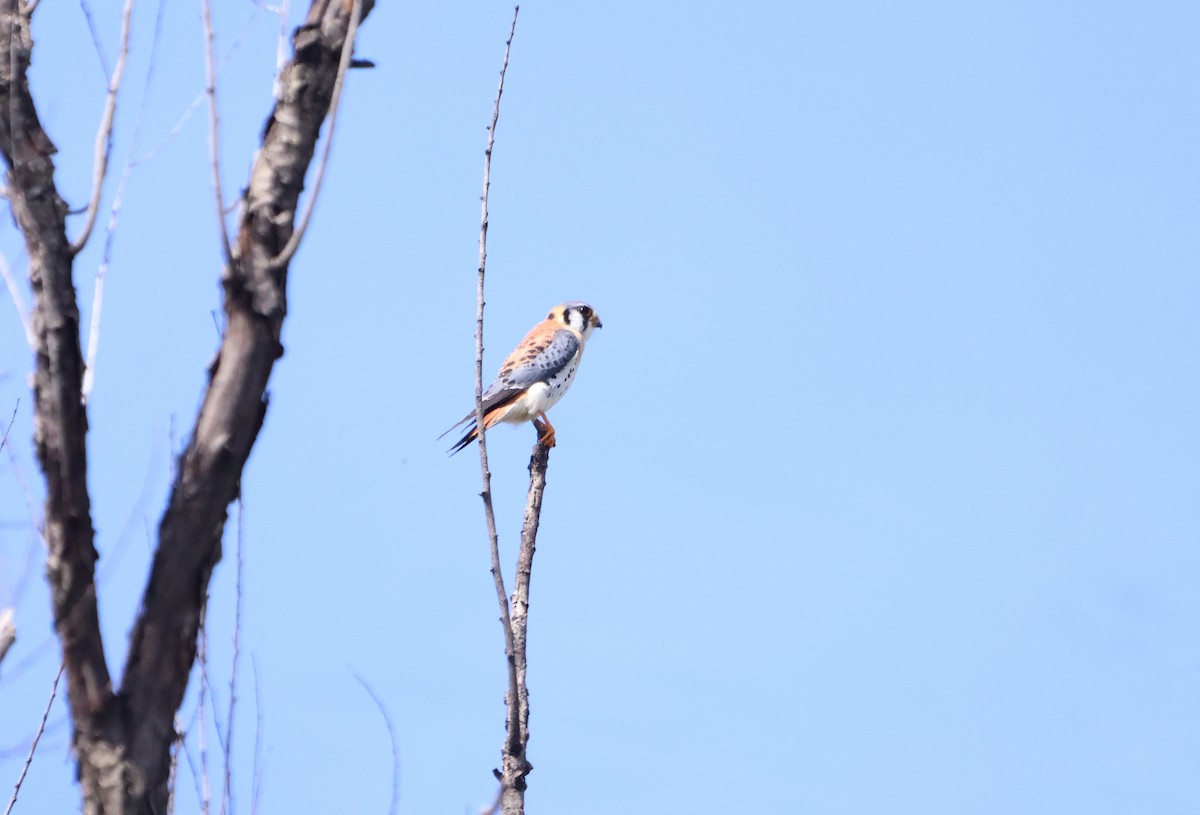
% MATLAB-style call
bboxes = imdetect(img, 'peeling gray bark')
[0,5,123,810]
[0,1,374,812]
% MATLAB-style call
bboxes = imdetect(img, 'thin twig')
[251,657,264,815]
[137,6,260,166]
[76,0,112,77]
[167,720,184,815]
[79,152,131,402]
[476,0,516,762]
[0,252,32,348]
[0,401,16,454]
[266,0,362,269]
[180,723,205,815]
[351,672,400,815]
[201,0,234,264]
[220,499,245,815]
[198,607,212,815]
[69,0,134,255]
[3,663,63,815]
[82,0,167,403]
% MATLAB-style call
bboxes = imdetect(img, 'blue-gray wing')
[488,328,580,394]
[441,329,580,441]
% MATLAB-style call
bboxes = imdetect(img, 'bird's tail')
[440,408,506,455]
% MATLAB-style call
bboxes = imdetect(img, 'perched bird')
[443,301,602,454]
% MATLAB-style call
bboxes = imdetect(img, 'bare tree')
[0,0,374,812]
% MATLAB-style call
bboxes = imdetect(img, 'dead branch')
[200,0,233,263]
[83,0,167,404]
[500,441,547,815]
[198,609,212,815]
[220,500,245,815]
[69,0,134,255]
[2,663,63,815]
[470,10,542,815]
[250,657,264,815]
[352,672,401,815]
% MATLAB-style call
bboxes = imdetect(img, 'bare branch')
[0,250,32,347]
[167,723,183,815]
[0,400,15,453]
[82,0,166,403]
[474,2,515,786]
[81,150,132,404]
[251,657,265,815]
[0,608,14,670]
[469,9,535,814]
[2,663,63,815]
[198,611,212,815]
[220,499,245,815]
[200,0,233,263]
[351,672,400,815]
[69,0,134,255]
[501,442,548,813]
[137,6,261,167]
[76,0,113,77]
[266,0,362,269]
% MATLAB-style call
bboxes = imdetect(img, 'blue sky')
[1,1,1198,813]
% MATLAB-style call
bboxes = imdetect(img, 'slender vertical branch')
[250,658,264,815]
[82,0,168,404]
[197,608,212,815]
[220,499,245,815]
[471,9,540,815]
[200,0,233,263]
[69,0,134,255]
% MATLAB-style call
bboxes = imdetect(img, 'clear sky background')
[1,1,1198,813]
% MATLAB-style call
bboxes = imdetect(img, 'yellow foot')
[533,416,557,448]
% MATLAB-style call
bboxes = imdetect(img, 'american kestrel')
[443,301,603,454]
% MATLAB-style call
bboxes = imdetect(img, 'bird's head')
[550,301,603,340]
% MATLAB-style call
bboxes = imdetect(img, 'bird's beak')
[591,313,603,329]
